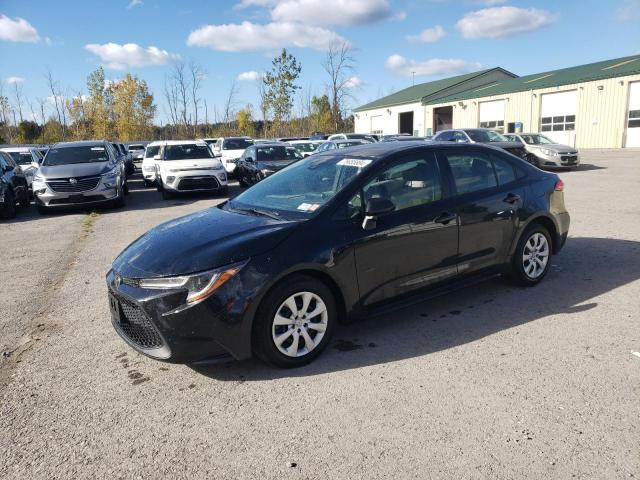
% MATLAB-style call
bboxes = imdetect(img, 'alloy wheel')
[522,232,549,279]
[271,291,328,358]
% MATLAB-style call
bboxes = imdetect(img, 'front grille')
[114,295,164,350]
[177,176,219,191]
[561,155,578,163]
[49,195,107,205]
[47,175,101,193]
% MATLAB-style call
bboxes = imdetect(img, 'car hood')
[112,206,299,278]
[482,141,525,149]
[257,159,298,171]
[221,149,246,159]
[528,144,576,153]
[39,161,113,178]
[160,158,222,170]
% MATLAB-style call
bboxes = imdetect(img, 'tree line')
[0,42,358,145]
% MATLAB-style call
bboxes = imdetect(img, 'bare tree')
[46,68,67,139]
[12,82,24,123]
[257,78,269,136]
[170,61,190,134]
[163,74,179,137]
[36,97,47,126]
[189,60,205,137]
[323,41,356,132]
[223,79,238,127]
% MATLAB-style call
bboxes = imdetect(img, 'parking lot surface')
[1,150,639,479]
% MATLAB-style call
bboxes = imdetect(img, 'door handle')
[434,212,457,225]
[503,193,521,204]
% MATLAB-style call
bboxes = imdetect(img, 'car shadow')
[191,236,640,381]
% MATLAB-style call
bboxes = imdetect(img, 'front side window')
[44,145,110,166]
[444,151,498,194]
[466,130,508,143]
[521,134,555,145]
[453,131,469,143]
[434,131,453,142]
[223,138,253,150]
[256,146,300,162]
[164,144,213,161]
[145,146,161,158]
[362,154,442,212]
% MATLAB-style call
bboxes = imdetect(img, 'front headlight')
[143,165,155,172]
[137,261,246,305]
[540,149,557,156]
[102,167,119,187]
[261,169,274,175]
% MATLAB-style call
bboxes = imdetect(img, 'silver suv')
[33,140,128,214]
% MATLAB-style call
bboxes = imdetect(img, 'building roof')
[353,68,512,112]
[424,54,640,105]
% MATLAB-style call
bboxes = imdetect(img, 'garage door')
[625,82,640,148]
[370,115,384,136]
[540,90,577,146]
[479,100,505,132]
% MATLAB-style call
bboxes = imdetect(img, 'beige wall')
[423,73,640,148]
[354,102,425,136]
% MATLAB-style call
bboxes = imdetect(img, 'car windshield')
[43,145,109,166]
[337,141,362,148]
[145,146,161,158]
[223,138,253,150]
[164,144,213,160]
[293,142,321,153]
[128,144,144,151]
[227,155,372,219]
[466,130,508,142]
[7,152,33,165]
[256,146,302,162]
[521,134,555,145]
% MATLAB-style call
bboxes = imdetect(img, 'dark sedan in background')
[235,142,302,187]
[433,128,529,161]
[107,142,570,368]
[0,150,30,219]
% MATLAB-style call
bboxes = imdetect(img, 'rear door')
[438,147,525,273]
[352,151,460,306]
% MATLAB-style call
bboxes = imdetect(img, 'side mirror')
[31,161,40,170]
[4,163,14,172]
[245,157,254,163]
[153,154,161,160]
[362,197,395,230]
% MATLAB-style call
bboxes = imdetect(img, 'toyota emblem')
[69,178,78,184]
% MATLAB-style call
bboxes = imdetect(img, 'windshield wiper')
[234,206,282,220]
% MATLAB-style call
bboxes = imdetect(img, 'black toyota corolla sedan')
[107,142,570,368]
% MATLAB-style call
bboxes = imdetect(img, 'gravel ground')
[1,150,639,479]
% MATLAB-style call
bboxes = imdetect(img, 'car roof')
[255,142,293,148]
[0,146,35,152]
[160,140,209,145]
[145,141,164,147]
[50,140,108,149]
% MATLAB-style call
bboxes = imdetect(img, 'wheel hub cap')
[272,291,328,358]
[522,233,549,279]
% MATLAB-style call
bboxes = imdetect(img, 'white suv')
[141,141,163,187]
[211,137,253,176]
[155,140,228,199]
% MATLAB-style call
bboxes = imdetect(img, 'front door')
[352,151,459,306]
[437,147,524,273]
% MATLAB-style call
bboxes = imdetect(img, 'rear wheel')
[253,275,336,368]
[1,189,16,219]
[18,188,30,208]
[509,224,552,286]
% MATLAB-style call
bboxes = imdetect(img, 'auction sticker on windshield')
[297,203,321,212]
[337,158,372,168]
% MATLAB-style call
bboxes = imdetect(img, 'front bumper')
[105,268,254,363]
[162,172,228,193]
[33,179,119,208]
[532,151,580,168]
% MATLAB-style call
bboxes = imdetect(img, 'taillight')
[554,179,564,191]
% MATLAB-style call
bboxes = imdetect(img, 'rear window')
[128,144,144,151]
[257,146,302,161]
[164,144,213,161]
[44,146,110,166]
[443,151,498,194]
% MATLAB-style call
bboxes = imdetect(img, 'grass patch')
[81,211,100,238]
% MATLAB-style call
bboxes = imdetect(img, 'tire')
[253,275,336,368]
[508,223,552,286]
[18,188,30,208]
[113,187,126,208]
[1,189,16,219]
[123,181,129,195]
[161,188,175,200]
[37,204,49,215]
[238,177,248,188]
[144,180,153,188]
[217,186,229,197]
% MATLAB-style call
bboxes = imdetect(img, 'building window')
[479,120,504,132]
[628,110,640,128]
[541,115,575,132]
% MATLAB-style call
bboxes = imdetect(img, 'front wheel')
[1,190,16,219]
[253,275,336,368]
[508,224,552,286]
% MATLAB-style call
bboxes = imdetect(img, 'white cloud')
[0,14,40,43]
[271,0,397,26]
[85,42,178,69]
[385,54,482,77]
[456,6,555,39]
[47,95,65,105]
[5,76,25,84]
[407,25,446,44]
[614,0,640,21]
[237,71,263,81]
[187,21,347,52]
[344,76,362,88]
[127,0,143,8]
[469,0,507,5]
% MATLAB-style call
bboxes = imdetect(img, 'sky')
[1,0,639,124]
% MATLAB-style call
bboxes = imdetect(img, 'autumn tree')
[323,41,356,132]
[86,67,111,139]
[310,95,332,133]
[109,74,156,140]
[237,105,255,137]
[263,49,301,134]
